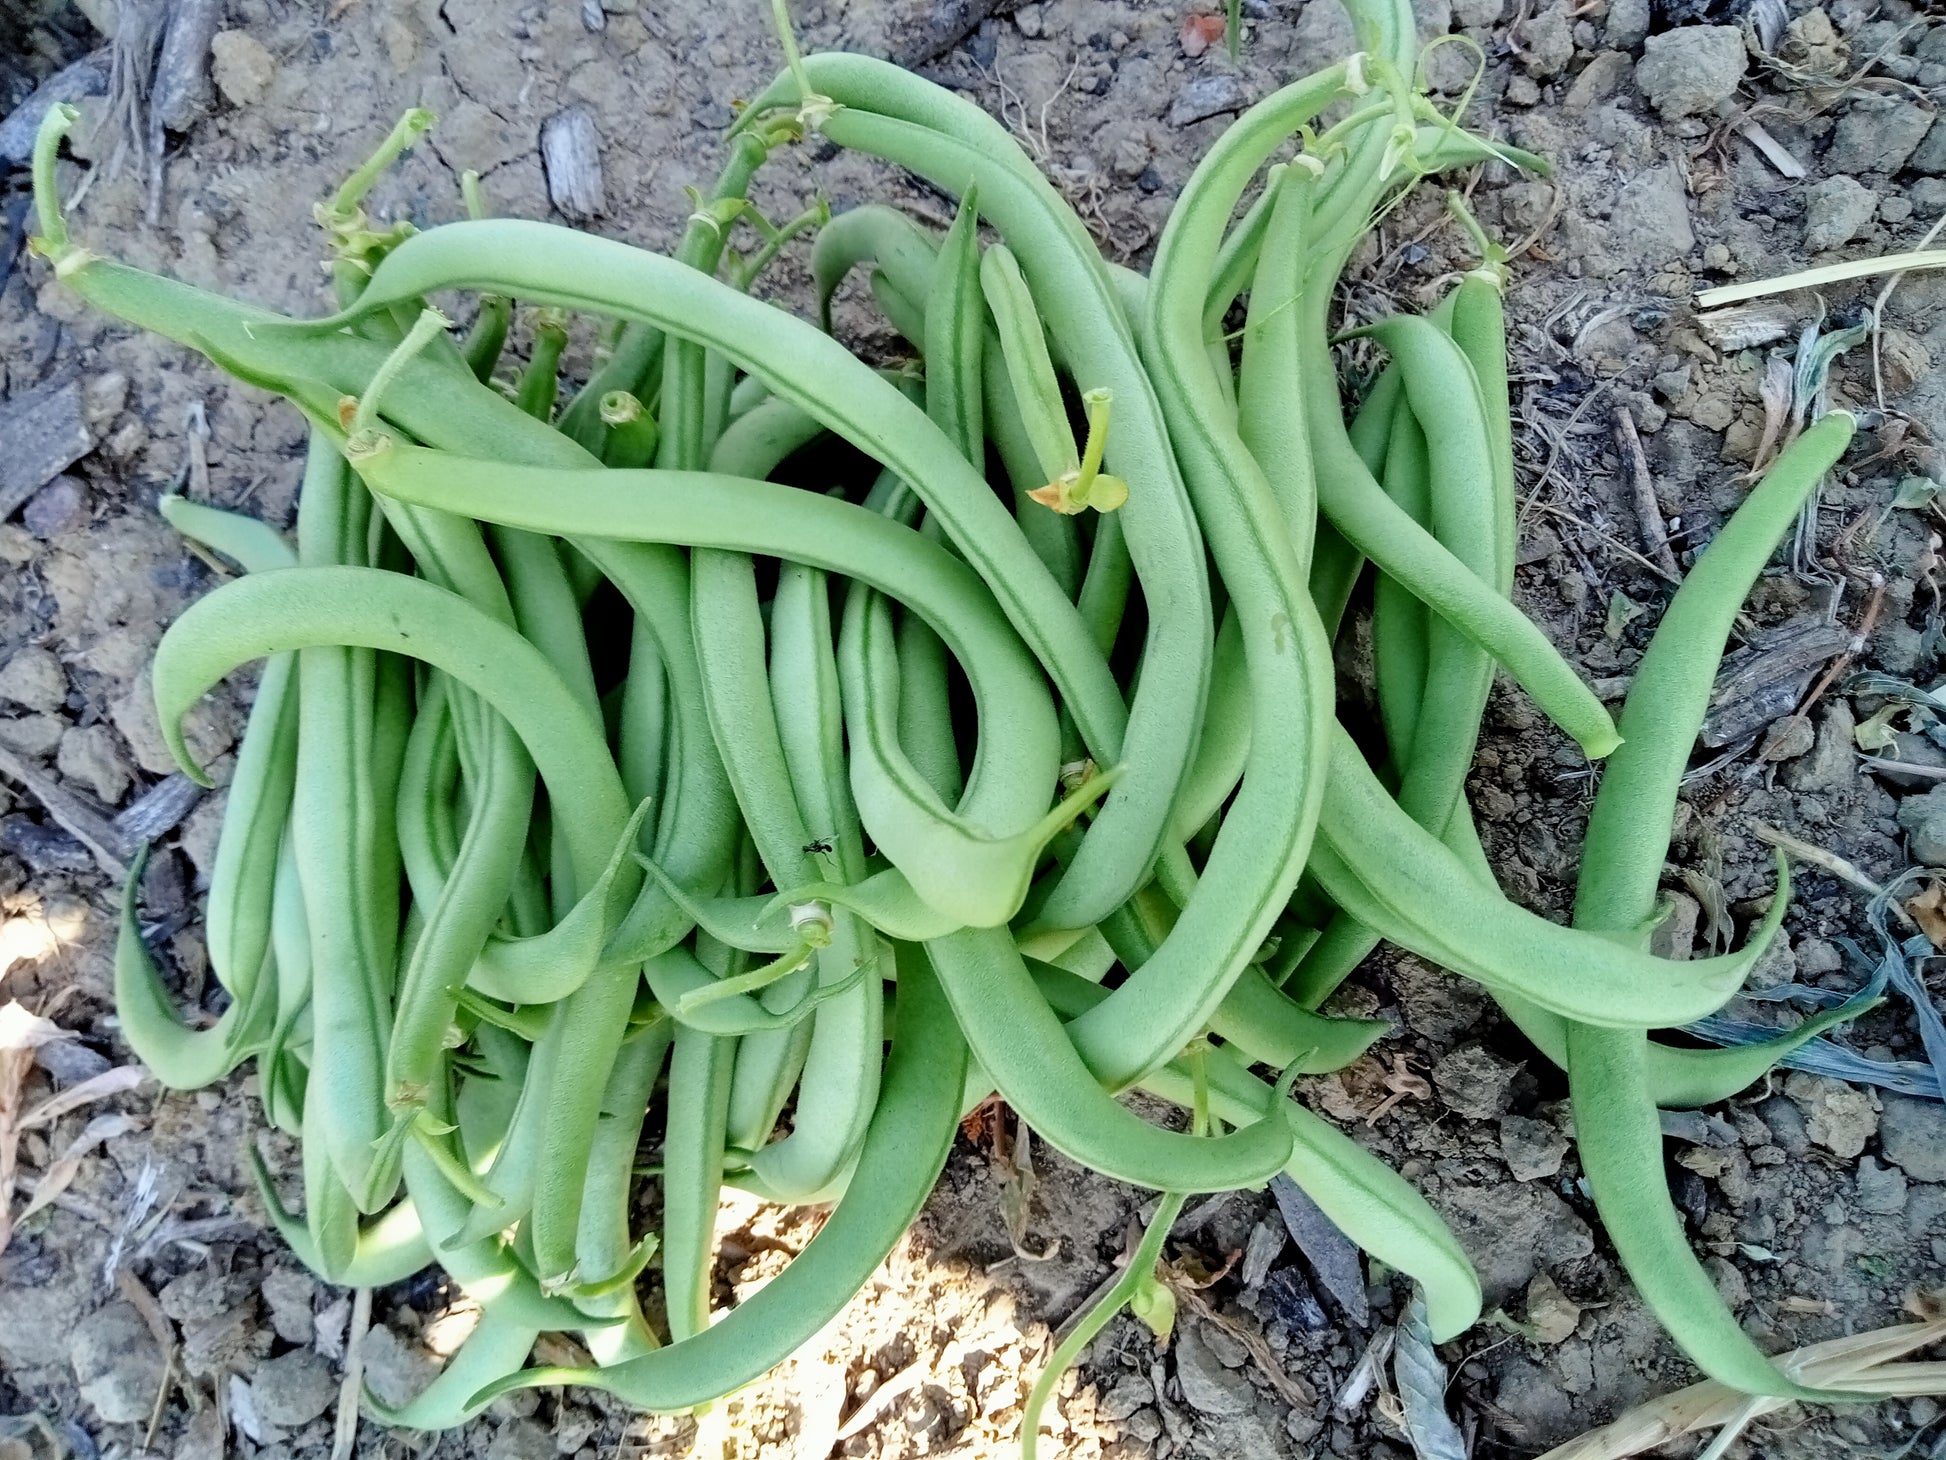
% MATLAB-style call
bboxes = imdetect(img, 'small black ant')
[802,837,835,856]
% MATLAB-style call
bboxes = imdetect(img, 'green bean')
[469,939,967,1408]
[570,1021,671,1355]
[1310,732,1787,1027]
[286,434,399,1213]
[366,1309,539,1431]
[251,1145,431,1289]
[749,559,884,1198]
[114,844,277,1087]
[927,927,1298,1190]
[1055,96,1340,1092]
[1032,961,1483,1340]
[1235,164,1322,576]
[1566,412,1855,1399]
[514,308,568,419]
[662,1020,736,1343]
[159,493,297,575]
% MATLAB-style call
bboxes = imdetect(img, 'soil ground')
[3,0,1946,1457]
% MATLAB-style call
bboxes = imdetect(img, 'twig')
[1162,1276,1318,1409]
[1862,757,1946,782]
[1872,213,1946,412]
[116,1265,179,1451]
[1530,500,1682,585]
[329,1287,372,1460]
[1748,823,1916,930]
[1611,405,1681,578]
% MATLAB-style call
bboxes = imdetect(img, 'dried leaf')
[1854,704,1906,753]
[19,1064,146,1130]
[1895,476,1941,512]
[1538,1313,1946,1459]
[1393,1289,1467,1460]
[16,1112,139,1224]
[1908,882,1946,950]
[1180,13,1226,58]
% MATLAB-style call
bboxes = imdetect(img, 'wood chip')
[1612,405,1681,579]
[152,0,223,133]
[1269,1174,1369,1325]
[541,108,606,222]
[0,382,94,523]
[1695,298,1803,354]
[1701,621,1851,747]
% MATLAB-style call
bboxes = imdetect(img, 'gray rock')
[57,724,130,804]
[1803,174,1879,252]
[1100,1375,1155,1420]
[0,51,110,164]
[1567,51,1633,110]
[1604,0,1650,50]
[1635,27,1746,120]
[1825,98,1936,175]
[261,1268,318,1346]
[358,1326,438,1410]
[209,30,275,107]
[1881,1093,1946,1183]
[1433,1042,1522,1120]
[1171,1323,1254,1417]
[250,1349,336,1428]
[1435,1182,1593,1306]
[1785,1071,1878,1158]
[1522,3,1575,78]
[1452,0,1503,25]
[1393,954,1487,1042]
[1781,701,1856,792]
[486,1418,556,1460]
[70,1302,167,1425]
[1899,785,1946,865]
[1610,165,1695,266]
[1857,1155,1909,1214]
[1916,178,1946,215]
[1914,118,1946,177]
[1757,1093,1811,1156]
[23,474,88,538]
[1500,1114,1570,1180]
[1168,71,1250,127]
[0,646,68,713]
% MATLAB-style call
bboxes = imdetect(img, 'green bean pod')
[1566,411,1856,1399]
[469,941,967,1409]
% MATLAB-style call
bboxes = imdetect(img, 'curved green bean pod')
[365,1309,539,1431]
[1566,412,1855,1399]
[114,844,276,1087]
[294,220,1134,811]
[250,1145,431,1288]
[159,494,297,574]
[1056,100,1339,1092]
[926,927,1298,1191]
[1311,733,1787,1027]
[470,940,967,1408]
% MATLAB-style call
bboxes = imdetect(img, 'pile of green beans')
[34,0,1868,1436]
